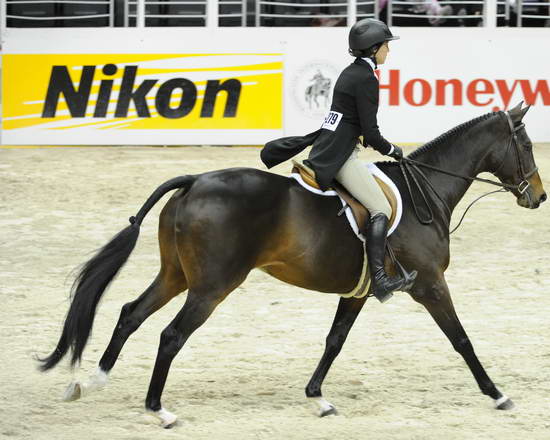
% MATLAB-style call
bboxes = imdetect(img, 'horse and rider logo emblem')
[291,61,339,119]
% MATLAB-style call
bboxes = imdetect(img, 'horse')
[305,75,331,109]
[38,102,546,428]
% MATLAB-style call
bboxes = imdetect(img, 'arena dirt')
[1,144,549,440]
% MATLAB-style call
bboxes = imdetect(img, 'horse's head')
[490,102,546,209]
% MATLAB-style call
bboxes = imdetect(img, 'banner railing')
[5,0,114,26]
[127,0,246,26]
[3,0,550,28]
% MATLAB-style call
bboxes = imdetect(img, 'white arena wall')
[1,27,549,145]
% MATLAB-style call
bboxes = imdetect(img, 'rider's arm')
[355,77,394,156]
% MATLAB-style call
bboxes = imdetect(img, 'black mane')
[408,111,501,160]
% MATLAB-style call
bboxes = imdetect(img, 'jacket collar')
[353,57,376,72]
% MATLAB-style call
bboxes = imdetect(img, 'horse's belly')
[258,253,361,294]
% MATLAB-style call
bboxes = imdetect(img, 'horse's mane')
[407,111,501,160]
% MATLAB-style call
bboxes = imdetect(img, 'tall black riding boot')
[366,213,407,303]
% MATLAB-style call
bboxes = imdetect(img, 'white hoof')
[309,397,338,417]
[63,381,82,402]
[149,408,178,428]
[62,368,108,402]
[494,394,515,410]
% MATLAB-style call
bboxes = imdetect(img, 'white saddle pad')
[290,162,403,242]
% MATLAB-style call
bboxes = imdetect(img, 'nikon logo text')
[42,64,241,118]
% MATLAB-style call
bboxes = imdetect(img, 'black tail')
[38,175,195,371]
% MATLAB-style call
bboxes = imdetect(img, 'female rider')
[261,19,416,303]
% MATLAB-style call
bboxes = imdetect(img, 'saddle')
[291,160,398,235]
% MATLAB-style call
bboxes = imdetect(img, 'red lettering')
[435,79,463,106]
[375,75,548,110]
[404,79,432,106]
[378,69,400,106]
[466,79,494,106]
[518,79,550,106]
[495,79,519,110]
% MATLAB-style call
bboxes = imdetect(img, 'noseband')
[398,111,538,230]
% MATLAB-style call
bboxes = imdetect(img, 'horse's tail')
[38,175,196,371]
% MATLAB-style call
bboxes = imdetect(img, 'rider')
[303,18,415,303]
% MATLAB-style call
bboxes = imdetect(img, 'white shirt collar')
[361,57,377,71]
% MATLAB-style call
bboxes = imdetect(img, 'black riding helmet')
[348,18,400,58]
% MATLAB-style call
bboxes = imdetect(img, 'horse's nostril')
[541,193,547,203]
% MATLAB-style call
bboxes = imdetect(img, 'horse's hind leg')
[306,296,368,417]
[144,285,236,428]
[412,275,514,410]
[63,269,187,402]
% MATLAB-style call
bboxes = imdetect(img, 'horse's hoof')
[320,406,338,417]
[63,381,82,402]
[495,398,515,410]
[309,397,338,417]
[149,408,178,428]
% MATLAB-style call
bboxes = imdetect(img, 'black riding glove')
[388,144,403,161]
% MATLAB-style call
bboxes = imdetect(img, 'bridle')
[492,111,538,194]
[398,111,538,233]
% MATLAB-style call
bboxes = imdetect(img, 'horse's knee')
[159,327,184,358]
[325,333,346,356]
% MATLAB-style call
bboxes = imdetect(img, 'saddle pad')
[290,163,403,241]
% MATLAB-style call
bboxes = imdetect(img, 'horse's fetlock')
[145,398,162,413]
[305,385,321,398]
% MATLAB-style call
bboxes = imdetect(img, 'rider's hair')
[349,43,382,59]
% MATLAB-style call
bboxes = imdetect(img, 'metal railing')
[219,0,247,25]
[255,0,355,26]
[497,0,511,22]
[127,0,207,26]
[357,0,379,19]
[5,0,114,26]
[387,0,484,26]
[126,0,246,26]
[516,0,550,25]
[2,0,550,27]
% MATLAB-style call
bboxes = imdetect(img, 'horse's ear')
[520,104,531,120]
[509,101,523,115]
[508,101,524,123]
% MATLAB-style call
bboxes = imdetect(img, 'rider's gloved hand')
[388,144,403,161]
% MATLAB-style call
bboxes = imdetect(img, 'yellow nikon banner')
[1,29,284,145]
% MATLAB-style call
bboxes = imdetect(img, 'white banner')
[1,27,549,145]
[284,27,550,143]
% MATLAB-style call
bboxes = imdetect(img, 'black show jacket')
[261,58,393,191]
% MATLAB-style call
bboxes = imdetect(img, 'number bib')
[321,111,343,132]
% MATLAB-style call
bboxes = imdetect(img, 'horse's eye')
[524,142,533,151]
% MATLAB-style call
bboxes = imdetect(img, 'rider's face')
[375,42,390,65]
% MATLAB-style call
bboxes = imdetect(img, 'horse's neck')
[413,131,496,215]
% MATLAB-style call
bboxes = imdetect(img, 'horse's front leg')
[305,295,367,417]
[412,275,514,410]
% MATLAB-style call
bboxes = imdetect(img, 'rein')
[398,111,538,234]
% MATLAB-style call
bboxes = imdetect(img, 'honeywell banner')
[285,27,550,143]
[1,27,549,145]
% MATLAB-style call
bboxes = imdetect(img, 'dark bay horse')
[39,103,546,427]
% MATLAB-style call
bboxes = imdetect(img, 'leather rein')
[397,111,538,234]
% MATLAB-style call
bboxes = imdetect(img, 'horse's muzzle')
[517,189,546,209]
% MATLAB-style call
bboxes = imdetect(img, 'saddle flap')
[291,160,398,234]
[291,160,320,189]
